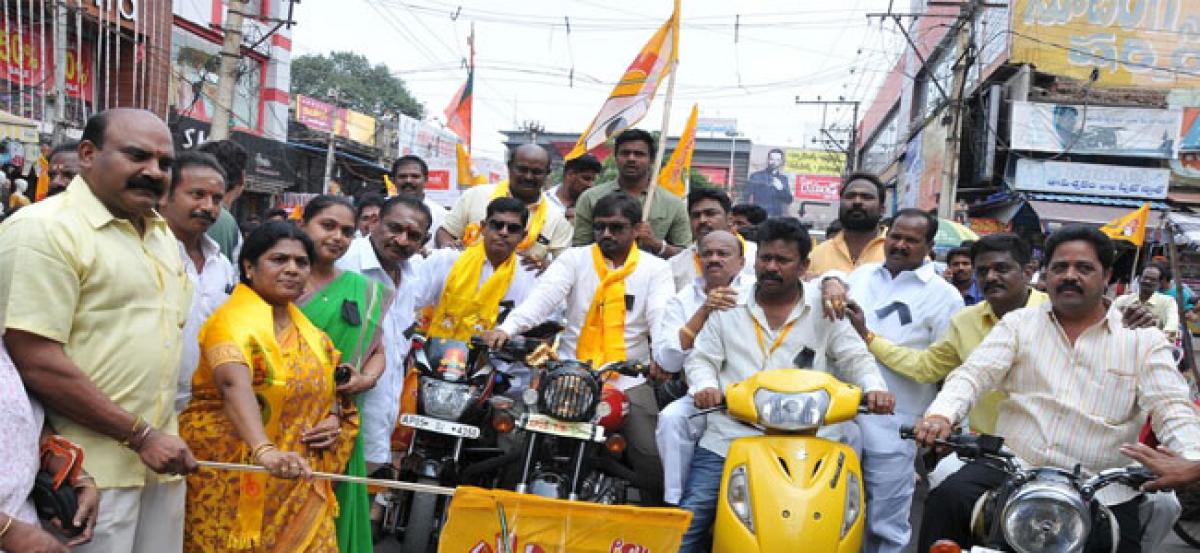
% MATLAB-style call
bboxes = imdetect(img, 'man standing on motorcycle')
[485,191,675,505]
[842,208,966,553]
[666,188,756,292]
[654,229,753,506]
[914,225,1200,553]
[677,217,895,552]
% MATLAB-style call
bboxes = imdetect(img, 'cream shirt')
[440,183,573,259]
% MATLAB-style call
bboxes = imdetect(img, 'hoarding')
[1014,158,1169,200]
[743,146,845,216]
[1010,101,1181,159]
[294,95,378,147]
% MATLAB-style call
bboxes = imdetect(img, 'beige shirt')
[1112,292,1180,334]
[440,183,573,259]
[667,241,758,293]
[927,302,1200,504]
[0,177,192,488]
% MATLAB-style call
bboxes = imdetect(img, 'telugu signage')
[1010,101,1181,159]
[1011,0,1200,88]
[1014,158,1169,200]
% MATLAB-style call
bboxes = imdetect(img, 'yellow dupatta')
[461,180,548,251]
[210,284,339,550]
[428,243,518,341]
[576,244,640,366]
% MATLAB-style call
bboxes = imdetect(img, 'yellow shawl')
[461,180,547,251]
[428,243,518,341]
[576,244,640,366]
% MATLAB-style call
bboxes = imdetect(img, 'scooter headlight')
[841,471,862,539]
[420,377,475,420]
[753,389,830,431]
[726,464,754,534]
[1001,480,1089,553]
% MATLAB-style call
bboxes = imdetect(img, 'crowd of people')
[0,107,1198,553]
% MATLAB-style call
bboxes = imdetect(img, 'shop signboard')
[1014,158,1169,200]
[1010,101,1181,158]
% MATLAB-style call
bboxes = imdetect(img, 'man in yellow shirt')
[0,109,197,552]
[1112,263,1180,339]
[807,172,887,276]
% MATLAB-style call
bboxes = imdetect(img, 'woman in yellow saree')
[181,221,357,552]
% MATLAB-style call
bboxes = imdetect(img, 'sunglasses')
[593,222,629,235]
[486,219,524,234]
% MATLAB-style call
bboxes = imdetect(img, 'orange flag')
[565,4,679,160]
[1100,202,1151,246]
[34,156,49,201]
[658,104,697,197]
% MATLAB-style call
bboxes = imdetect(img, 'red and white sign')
[426,169,451,191]
[694,165,729,186]
[794,174,841,201]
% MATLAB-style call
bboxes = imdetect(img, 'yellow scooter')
[712,368,867,553]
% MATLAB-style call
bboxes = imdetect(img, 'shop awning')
[1027,196,1168,228]
[1168,189,1200,207]
[1168,212,1200,247]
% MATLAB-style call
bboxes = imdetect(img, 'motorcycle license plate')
[520,413,602,442]
[399,414,480,439]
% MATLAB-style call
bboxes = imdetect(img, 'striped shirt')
[927,301,1200,504]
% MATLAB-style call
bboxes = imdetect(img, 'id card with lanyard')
[751,315,798,371]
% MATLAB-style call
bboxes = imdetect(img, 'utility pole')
[322,90,340,195]
[210,0,247,140]
[795,98,860,173]
[50,0,67,143]
[934,0,984,220]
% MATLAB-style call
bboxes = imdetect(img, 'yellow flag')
[658,104,697,197]
[383,174,398,197]
[564,3,679,160]
[456,143,487,187]
[1099,202,1151,246]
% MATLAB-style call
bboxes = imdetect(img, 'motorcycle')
[379,323,560,553]
[506,359,649,504]
[899,427,1156,553]
[710,368,869,553]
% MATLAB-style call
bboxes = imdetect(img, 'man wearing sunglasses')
[485,191,676,504]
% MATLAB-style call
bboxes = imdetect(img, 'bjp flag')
[1100,202,1151,246]
[438,486,691,553]
[657,104,697,197]
[564,3,679,160]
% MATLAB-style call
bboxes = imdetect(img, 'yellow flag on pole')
[658,104,697,198]
[456,143,487,187]
[564,6,679,160]
[1099,202,1151,246]
[383,174,398,197]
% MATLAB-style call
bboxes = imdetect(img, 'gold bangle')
[251,442,278,463]
[123,416,147,447]
[680,326,696,340]
[0,515,14,542]
[865,331,876,345]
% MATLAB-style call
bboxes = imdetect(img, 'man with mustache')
[45,141,80,197]
[808,173,888,276]
[198,139,248,263]
[677,217,894,552]
[573,129,692,259]
[842,208,965,553]
[437,144,572,266]
[546,153,602,223]
[1112,263,1180,337]
[390,155,447,250]
[336,195,431,475]
[914,225,1200,553]
[485,191,675,504]
[666,187,757,292]
[653,229,753,506]
[160,151,237,413]
[944,246,984,306]
[0,109,198,552]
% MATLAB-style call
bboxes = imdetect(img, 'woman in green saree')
[297,195,387,553]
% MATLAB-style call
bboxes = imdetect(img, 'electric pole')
[50,0,67,143]
[795,98,860,173]
[933,0,985,220]
[322,90,340,195]
[210,0,247,140]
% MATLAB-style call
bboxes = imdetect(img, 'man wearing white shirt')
[485,191,675,504]
[336,195,431,469]
[844,208,965,553]
[390,155,447,251]
[160,151,237,412]
[678,217,894,552]
[667,187,757,292]
[415,197,540,392]
[654,230,752,506]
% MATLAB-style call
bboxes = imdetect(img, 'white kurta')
[175,236,236,412]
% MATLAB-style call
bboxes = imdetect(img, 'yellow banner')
[784,150,845,176]
[658,104,697,197]
[1100,202,1151,247]
[1011,0,1200,88]
[438,487,691,553]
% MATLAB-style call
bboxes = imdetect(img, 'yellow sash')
[462,180,547,251]
[576,244,640,366]
[215,284,338,550]
[428,243,518,341]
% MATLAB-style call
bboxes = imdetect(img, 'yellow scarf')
[461,180,548,251]
[428,243,518,341]
[576,244,640,366]
[691,232,749,274]
[217,285,338,550]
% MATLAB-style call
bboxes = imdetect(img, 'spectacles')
[593,222,629,235]
[486,219,524,234]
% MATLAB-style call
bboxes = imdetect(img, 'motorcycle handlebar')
[898,425,1012,459]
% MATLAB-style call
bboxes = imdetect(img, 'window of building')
[862,108,901,174]
[170,26,262,131]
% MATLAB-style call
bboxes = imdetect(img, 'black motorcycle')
[900,427,1156,553]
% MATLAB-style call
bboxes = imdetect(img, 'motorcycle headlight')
[754,389,830,431]
[420,377,475,420]
[841,471,861,539]
[539,366,599,422]
[727,464,754,534]
[1001,480,1089,553]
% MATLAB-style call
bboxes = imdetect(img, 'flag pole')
[642,0,680,222]
[1129,244,1141,289]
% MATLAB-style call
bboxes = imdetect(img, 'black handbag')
[29,435,85,537]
